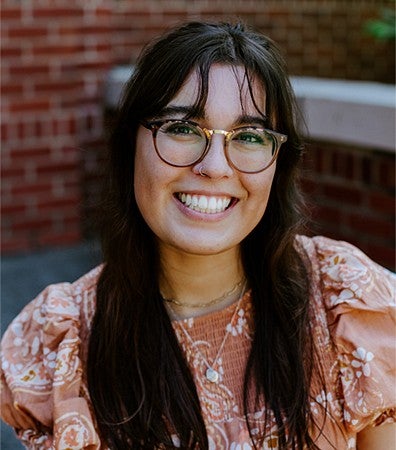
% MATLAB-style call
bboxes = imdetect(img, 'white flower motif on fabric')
[311,389,342,420]
[348,437,356,449]
[343,410,359,426]
[351,347,374,378]
[230,442,253,450]
[325,252,369,284]
[329,286,360,307]
[226,308,246,336]
[19,429,53,448]
[186,317,194,328]
[316,390,333,405]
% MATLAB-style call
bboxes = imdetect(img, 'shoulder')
[1,265,102,448]
[297,235,396,431]
[296,234,395,307]
[2,264,101,358]
[296,234,395,357]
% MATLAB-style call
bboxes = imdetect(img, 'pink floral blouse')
[1,236,395,449]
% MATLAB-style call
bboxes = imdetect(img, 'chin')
[169,238,240,256]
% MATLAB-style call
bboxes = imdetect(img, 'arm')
[357,423,396,449]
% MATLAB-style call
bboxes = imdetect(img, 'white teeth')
[198,196,208,209]
[208,197,217,210]
[177,193,232,214]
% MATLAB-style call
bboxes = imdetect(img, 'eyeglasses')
[141,119,288,174]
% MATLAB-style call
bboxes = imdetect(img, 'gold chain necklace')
[163,278,245,309]
[168,281,247,383]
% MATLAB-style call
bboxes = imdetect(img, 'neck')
[159,244,244,318]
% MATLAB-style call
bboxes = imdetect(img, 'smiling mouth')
[177,193,233,214]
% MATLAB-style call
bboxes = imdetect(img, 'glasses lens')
[228,128,276,172]
[156,121,206,166]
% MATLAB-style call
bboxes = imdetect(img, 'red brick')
[330,151,355,179]
[12,217,53,231]
[369,192,396,215]
[92,43,111,53]
[38,229,81,247]
[1,167,26,178]
[58,145,80,158]
[93,7,111,18]
[1,124,8,141]
[81,25,111,35]
[301,178,321,196]
[1,47,22,58]
[1,83,23,95]
[366,243,396,271]
[377,160,395,190]
[75,61,111,71]
[10,99,50,113]
[309,148,328,174]
[9,65,50,77]
[51,118,77,136]
[37,195,80,211]
[35,161,78,175]
[1,203,27,215]
[1,236,31,254]
[10,147,52,160]
[32,8,83,19]
[313,205,342,224]
[322,183,363,205]
[32,44,85,57]
[11,182,52,196]
[34,80,82,94]
[346,214,394,240]
[2,8,22,19]
[8,27,49,38]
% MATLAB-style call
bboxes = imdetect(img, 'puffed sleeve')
[312,236,396,433]
[1,276,101,449]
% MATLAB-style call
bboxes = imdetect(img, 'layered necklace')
[163,278,245,309]
[167,280,247,383]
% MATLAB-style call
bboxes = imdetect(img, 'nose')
[192,132,234,179]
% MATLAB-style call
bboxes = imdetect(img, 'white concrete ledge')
[103,66,134,110]
[103,67,396,153]
[291,77,396,152]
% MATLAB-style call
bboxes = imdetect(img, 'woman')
[1,21,395,450]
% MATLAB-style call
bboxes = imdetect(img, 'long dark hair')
[88,21,323,449]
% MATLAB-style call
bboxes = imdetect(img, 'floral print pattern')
[1,237,395,449]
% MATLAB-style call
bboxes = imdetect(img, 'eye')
[232,130,266,145]
[162,121,200,136]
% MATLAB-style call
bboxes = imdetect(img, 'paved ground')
[1,241,101,449]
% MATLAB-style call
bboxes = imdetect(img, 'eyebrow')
[152,106,268,128]
[234,114,268,128]
[152,105,203,120]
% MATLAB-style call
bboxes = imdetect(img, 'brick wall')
[2,1,112,252]
[2,0,395,270]
[108,0,395,83]
[303,142,395,270]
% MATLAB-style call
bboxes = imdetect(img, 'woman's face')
[134,64,276,257]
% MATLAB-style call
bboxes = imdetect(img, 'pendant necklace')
[168,280,247,383]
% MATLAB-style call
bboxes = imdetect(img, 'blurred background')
[1,0,395,447]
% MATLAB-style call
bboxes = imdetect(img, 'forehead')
[169,64,266,117]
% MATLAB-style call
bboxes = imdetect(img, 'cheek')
[242,169,276,228]
[245,167,276,203]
